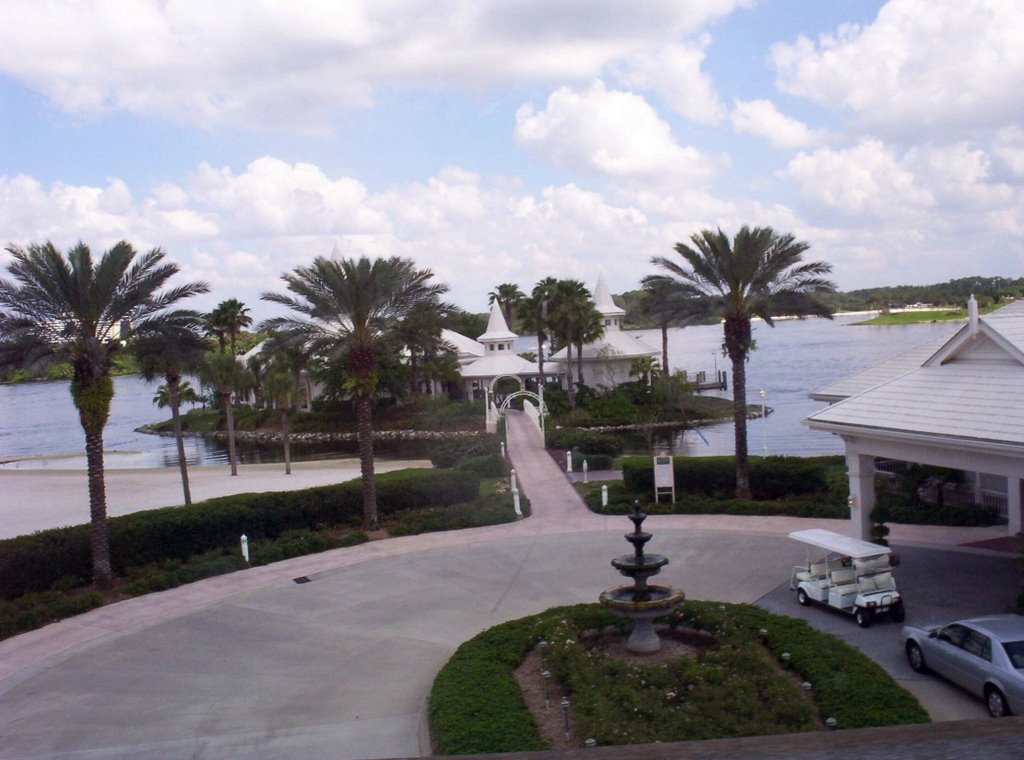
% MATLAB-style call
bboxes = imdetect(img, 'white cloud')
[784,140,933,219]
[613,39,726,124]
[515,81,717,184]
[994,126,1024,178]
[730,99,825,148]
[189,157,389,237]
[771,0,1024,139]
[0,0,753,129]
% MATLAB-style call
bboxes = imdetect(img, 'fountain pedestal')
[599,502,684,653]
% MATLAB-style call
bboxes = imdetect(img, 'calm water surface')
[0,316,957,468]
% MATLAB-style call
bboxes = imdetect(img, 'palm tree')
[260,255,451,530]
[208,298,252,356]
[519,277,558,386]
[153,379,199,409]
[645,226,835,498]
[134,312,210,506]
[549,279,596,408]
[640,278,698,375]
[488,283,525,329]
[0,240,207,588]
[201,352,245,476]
[396,300,453,396]
[263,367,298,475]
[630,355,660,385]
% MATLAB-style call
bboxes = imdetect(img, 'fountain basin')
[599,584,686,653]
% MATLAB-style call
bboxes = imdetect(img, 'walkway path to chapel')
[0,411,1015,759]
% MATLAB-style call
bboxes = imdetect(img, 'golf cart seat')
[794,562,827,584]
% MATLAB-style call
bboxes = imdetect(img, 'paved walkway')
[0,412,1018,759]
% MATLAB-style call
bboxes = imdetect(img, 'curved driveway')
[0,413,1017,759]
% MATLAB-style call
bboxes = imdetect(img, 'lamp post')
[759,389,767,456]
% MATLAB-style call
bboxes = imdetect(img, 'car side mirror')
[928,630,939,639]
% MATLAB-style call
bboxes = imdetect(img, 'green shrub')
[621,455,845,502]
[429,602,927,754]
[389,493,528,537]
[570,452,616,471]
[546,429,623,456]
[876,495,1003,526]
[430,434,501,468]
[0,589,105,639]
[455,453,509,478]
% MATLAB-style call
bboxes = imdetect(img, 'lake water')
[0,315,957,468]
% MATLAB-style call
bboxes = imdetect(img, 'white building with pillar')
[804,297,1024,539]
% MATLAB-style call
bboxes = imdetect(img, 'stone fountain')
[599,501,685,653]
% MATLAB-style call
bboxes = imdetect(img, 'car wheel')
[892,601,906,623]
[855,607,873,628]
[797,588,810,606]
[986,686,1010,718]
[906,641,927,673]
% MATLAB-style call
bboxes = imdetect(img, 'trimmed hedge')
[455,453,509,478]
[570,452,616,471]
[621,455,846,502]
[429,602,927,754]
[545,429,624,457]
[430,434,501,468]
[585,489,849,520]
[0,468,479,600]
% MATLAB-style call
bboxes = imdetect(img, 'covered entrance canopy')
[804,298,1024,539]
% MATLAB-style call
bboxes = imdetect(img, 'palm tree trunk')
[565,340,576,409]
[356,393,378,529]
[281,410,292,475]
[661,321,669,375]
[222,386,238,476]
[536,332,545,382]
[576,339,584,385]
[725,317,752,499]
[84,429,113,589]
[167,377,192,505]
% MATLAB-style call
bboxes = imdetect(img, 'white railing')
[522,399,542,436]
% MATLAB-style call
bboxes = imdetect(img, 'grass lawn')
[852,304,1000,325]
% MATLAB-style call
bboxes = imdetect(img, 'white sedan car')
[901,614,1024,717]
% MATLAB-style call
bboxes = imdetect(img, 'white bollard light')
[512,485,522,517]
[510,468,517,491]
[602,484,608,507]
[501,441,506,458]
[566,450,573,472]
[240,534,250,563]
[583,459,589,483]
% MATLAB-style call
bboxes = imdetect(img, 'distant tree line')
[618,275,1024,327]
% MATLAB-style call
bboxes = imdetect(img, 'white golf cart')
[788,528,905,628]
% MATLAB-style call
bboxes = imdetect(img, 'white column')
[1008,476,1022,535]
[846,451,875,540]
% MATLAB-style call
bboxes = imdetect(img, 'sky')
[1,0,1022,317]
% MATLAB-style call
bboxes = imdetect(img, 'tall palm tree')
[640,278,698,375]
[488,283,525,329]
[0,240,207,588]
[549,279,595,408]
[260,255,451,530]
[201,352,245,476]
[519,277,558,386]
[645,226,835,498]
[208,298,252,356]
[396,300,453,396]
[133,312,210,506]
[263,366,298,475]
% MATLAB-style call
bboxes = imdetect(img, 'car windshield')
[1003,640,1024,670]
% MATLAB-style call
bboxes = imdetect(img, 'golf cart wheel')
[891,601,906,623]
[796,588,810,606]
[986,686,1010,718]
[906,641,927,673]
[855,607,873,628]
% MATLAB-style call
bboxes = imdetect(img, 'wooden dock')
[681,369,727,392]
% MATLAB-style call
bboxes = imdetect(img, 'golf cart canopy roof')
[788,529,892,559]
